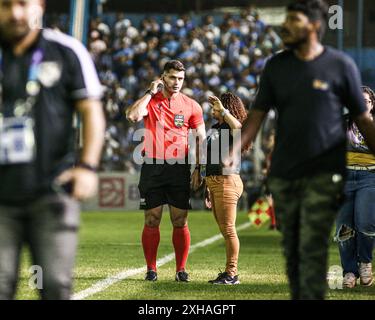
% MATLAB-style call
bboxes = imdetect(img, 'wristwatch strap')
[145,89,155,97]
[77,161,98,173]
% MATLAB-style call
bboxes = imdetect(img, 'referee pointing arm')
[0,0,105,299]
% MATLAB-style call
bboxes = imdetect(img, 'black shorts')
[138,160,191,210]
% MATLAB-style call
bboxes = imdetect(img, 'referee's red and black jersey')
[0,29,103,203]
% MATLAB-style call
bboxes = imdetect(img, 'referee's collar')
[157,91,181,101]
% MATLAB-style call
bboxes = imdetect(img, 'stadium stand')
[46,8,280,209]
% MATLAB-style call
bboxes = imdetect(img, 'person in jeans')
[236,0,375,299]
[0,0,105,299]
[204,93,248,285]
[336,86,375,288]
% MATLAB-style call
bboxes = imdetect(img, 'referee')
[0,0,105,299]
[126,60,205,282]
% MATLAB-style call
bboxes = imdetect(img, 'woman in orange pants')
[204,93,248,284]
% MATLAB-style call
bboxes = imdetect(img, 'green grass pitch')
[15,211,375,300]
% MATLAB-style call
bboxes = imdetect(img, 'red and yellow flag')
[248,197,272,227]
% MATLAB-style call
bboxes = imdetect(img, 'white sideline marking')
[72,222,251,300]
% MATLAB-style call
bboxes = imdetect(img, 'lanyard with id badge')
[0,49,43,165]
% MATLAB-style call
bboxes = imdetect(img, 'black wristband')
[77,162,98,173]
[145,89,155,97]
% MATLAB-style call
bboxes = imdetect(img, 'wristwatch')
[221,108,230,117]
[145,89,155,97]
[77,161,98,173]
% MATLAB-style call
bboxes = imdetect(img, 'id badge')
[0,117,36,164]
[200,165,206,178]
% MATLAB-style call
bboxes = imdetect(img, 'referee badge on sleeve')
[174,114,184,128]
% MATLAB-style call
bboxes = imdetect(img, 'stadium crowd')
[48,7,281,207]
[85,7,281,172]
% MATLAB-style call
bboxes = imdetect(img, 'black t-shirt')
[0,29,102,203]
[252,47,367,179]
[206,122,239,176]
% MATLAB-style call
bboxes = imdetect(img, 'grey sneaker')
[343,272,357,288]
[208,272,240,285]
[359,263,373,286]
[175,270,190,282]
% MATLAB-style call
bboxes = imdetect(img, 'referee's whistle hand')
[149,79,164,94]
[56,168,99,201]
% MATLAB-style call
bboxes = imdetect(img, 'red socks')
[142,225,191,272]
[173,225,191,272]
[142,225,160,271]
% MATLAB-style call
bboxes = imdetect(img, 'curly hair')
[220,92,248,124]
[348,86,375,129]
[220,92,250,152]
[362,86,375,114]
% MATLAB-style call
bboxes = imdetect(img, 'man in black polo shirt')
[0,0,105,299]
[238,0,375,299]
